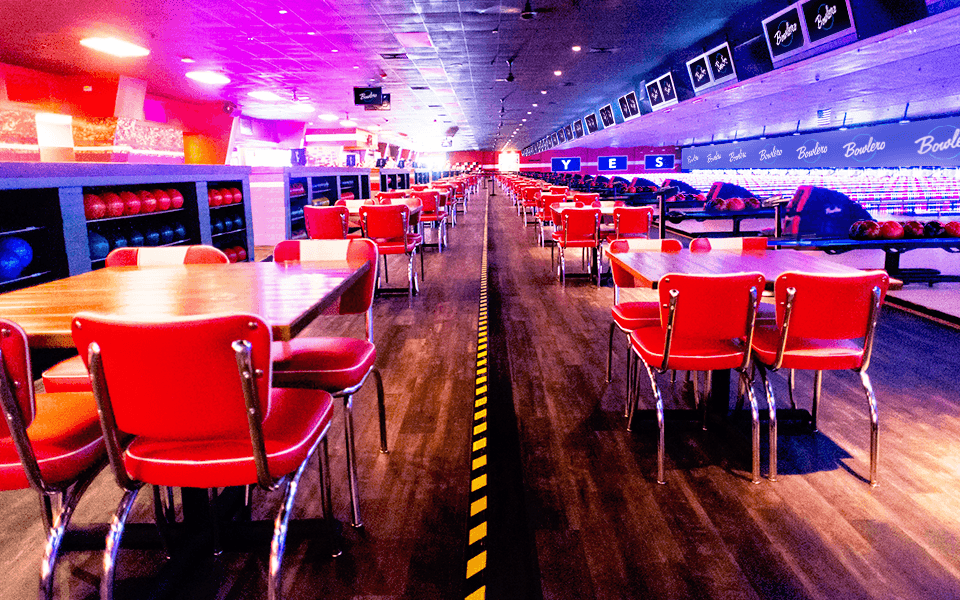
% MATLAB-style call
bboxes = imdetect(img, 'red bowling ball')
[880,221,904,240]
[83,193,106,220]
[120,191,141,215]
[945,221,960,237]
[225,248,238,263]
[235,246,248,261]
[138,190,157,213]
[167,189,185,209]
[229,188,242,203]
[902,221,925,238]
[152,189,172,211]
[103,192,125,217]
[219,188,234,204]
[208,189,223,207]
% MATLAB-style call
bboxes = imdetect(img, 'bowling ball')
[110,232,127,249]
[138,190,157,213]
[234,216,244,230]
[159,225,175,244]
[726,198,746,212]
[212,219,224,234]
[208,189,223,207]
[924,221,945,238]
[0,249,23,282]
[219,188,234,204]
[235,246,248,261]
[744,197,762,209]
[152,190,172,211]
[89,232,110,260]
[128,229,144,247]
[84,194,107,220]
[120,191,141,216]
[861,221,881,240]
[225,248,238,263]
[902,221,924,238]
[103,192,125,217]
[945,221,960,237]
[0,237,33,269]
[166,189,184,209]
[706,198,727,212]
[173,222,187,241]
[145,229,161,246]
[880,221,904,240]
[230,188,242,203]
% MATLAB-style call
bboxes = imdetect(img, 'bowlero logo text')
[915,126,960,160]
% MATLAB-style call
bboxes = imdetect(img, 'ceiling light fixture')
[540,90,547,94]
[553,70,562,76]
[572,45,581,52]
[180,57,195,63]
[185,71,230,85]
[248,90,283,101]
[79,37,149,58]
[332,49,339,53]
[532,103,538,107]
[279,9,287,14]
[319,113,339,121]
[340,113,356,127]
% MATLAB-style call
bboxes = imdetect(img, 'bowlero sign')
[680,116,960,169]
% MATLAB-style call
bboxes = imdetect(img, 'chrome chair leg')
[702,370,712,431]
[742,369,762,484]
[373,368,388,453]
[39,470,99,600]
[382,255,389,284]
[268,443,314,600]
[624,341,634,418]
[318,438,341,558]
[756,364,778,482]
[152,486,174,559]
[343,394,363,527]
[811,370,822,432]
[101,487,142,600]
[208,488,222,556]
[859,370,880,487]
[606,322,615,383]
[641,362,666,485]
[627,351,641,430]
[788,369,796,409]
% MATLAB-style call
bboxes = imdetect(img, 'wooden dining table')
[0,260,370,348]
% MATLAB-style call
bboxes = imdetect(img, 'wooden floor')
[4,181,960,599]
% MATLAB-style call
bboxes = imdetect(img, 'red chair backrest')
[0,319,35,439]
[573,193,600,204]
[411,185,429,191]
[522,187,540,202]
[538,193,564,210]
[690,238,712,252]
[774,271,889,340]
[71,313,272,440]
[658,273,765,340]
[412,190,441,212]
[272,239,378,315]
[304,205,349,239]
[359,204,409,240]
[561,208,601,243]
[608,239,682,288]
[691,237,768,252]
[612,207,654,239]
[105,246,230,266]
[549,187,568,195]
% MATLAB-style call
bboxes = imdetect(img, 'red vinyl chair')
[412,190,448,251]
[629,272,765,484]
[750,271,889,485]
[1,318,106,600]
[535,194,565,246]
[520,186,541,225]
[573,192,600,204]
[376,191,406,204]
[607,206,654,242]
[359,203,423,297]
[72,312,337,600]
[305,205,360,239]
[272,239,385,527]
[105,245,230,266]
[41,245,230,393]
[552,207,601,286]
[606,239,683,416]
[410,184,430,191]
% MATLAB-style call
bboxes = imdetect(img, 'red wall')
[519,145,681,175]
[448,150,497,166]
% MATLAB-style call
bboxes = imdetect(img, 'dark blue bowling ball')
[213,219,224,234]
[128,229,144,247]
[159,225,175,244]
[173,222,187,241]
[233,216,244,230]
[0,249,23,281]
[145,229,161,246]
[0,237,33,269]
[110,232,127,249]
[89,232,110,260]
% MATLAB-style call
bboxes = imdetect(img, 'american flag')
[816,109,832,126]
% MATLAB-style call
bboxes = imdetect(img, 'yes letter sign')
[644,154,675,170]
[598,155,628,171]
[551,157,581,172]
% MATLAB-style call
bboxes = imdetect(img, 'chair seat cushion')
[751,325,864,370]
[42,355,90,393]
[271,337,376,391]
[557,239,598,248]
[372,235,422,253]
[630,327,746,371]
[612,302,661,332]
[420,211,447,222]
[0,392,105,490]
[122,387,334,488]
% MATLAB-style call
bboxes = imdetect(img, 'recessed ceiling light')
[572,45,581,52]
[332,49,339,53]
[291,104,315,113]
[278,9,287,14]
[527,111,532,114]
[308,31,316,35]
[180,57,195,63]
[353,65,359,69]
[554,70,562,76]
[532,103,538,107]
[319,113,339,121]
[340,118,357,126]
[79,37,149,58]
[186,71,230,85]
[248,90,283,101]
[540,90,547,94]
[522,119,527,122]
